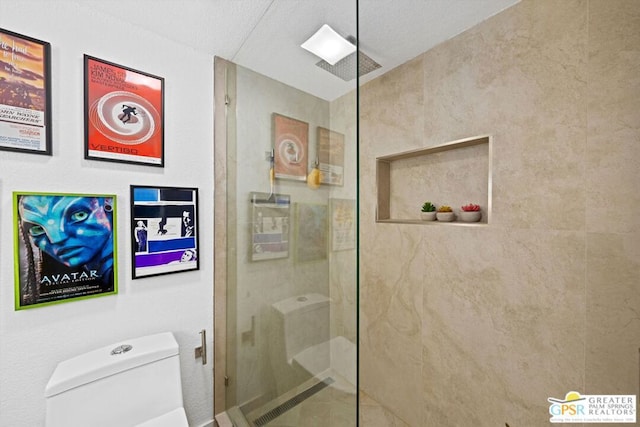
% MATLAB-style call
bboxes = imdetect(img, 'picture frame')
[273,113,308,181]
[84,55,164,166]
[130,185,199,279]
[330,198,356,251]
[0,28,52,155]
[295,202,328,262]
[250,192,290,261]
[13,192,117,310]
[317,127,345,186]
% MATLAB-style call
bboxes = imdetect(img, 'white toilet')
[44,332,188,427]
[272,294,356,393]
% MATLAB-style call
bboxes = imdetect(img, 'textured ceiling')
[78,0,520,100]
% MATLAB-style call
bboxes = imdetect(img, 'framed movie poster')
[13,192,117,310]
[295,203,328,262]
[250,192,290,261]
[330,198,356,251]
[84,55,164,166]
[0,28,52,155]
[130,185,199,278]
[273,113,308,181]
[317,127,345,186]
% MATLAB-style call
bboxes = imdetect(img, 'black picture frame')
[130,185,199,279]
[0,28,52,155]
[84,55,165,167]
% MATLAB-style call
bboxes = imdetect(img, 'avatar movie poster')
[0,28,51,154]
[84,55,164,166]
[13,192,118,310]
[130,185,199,279]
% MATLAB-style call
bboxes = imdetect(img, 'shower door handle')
[195,329,207,365]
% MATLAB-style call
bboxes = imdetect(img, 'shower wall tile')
[584,1,640,411]
[329,92,358,343]
[422,0,588,232]
[359,391,411,427]
[359,55,427,405]
[585,0,640,234]
[421,228,586,426]
[360,56,425,159]
[360,57,425,228]
[356,0,640,425]
[359,225,424,427]
[585,232,640,398]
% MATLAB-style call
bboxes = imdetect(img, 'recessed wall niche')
[376,135,492,224]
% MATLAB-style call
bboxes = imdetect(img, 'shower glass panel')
[214,2,358,425]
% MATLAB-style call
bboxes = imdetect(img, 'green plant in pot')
[420,201,437,221]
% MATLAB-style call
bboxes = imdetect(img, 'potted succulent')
[459,203,482,222]
[420,201,437,221]
[436,205,455,222]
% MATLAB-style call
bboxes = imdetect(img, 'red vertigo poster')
[84,55,164,166]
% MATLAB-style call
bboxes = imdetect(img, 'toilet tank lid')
[45,332,179,397]
[272,293,330,316]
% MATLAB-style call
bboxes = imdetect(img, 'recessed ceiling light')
[301,24,356,66]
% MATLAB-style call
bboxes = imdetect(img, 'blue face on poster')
[19,196,114,271]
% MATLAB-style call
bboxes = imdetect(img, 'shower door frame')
[213,56,235,415]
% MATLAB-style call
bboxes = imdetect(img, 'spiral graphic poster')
[273,113,308,181]
[84,55,164,166]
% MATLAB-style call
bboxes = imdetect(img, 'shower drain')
[252,377,335,426]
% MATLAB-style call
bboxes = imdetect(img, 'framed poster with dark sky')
[0,28,52,155]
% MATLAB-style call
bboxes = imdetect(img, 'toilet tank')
[272,293,330,363]
[45,332,184,427]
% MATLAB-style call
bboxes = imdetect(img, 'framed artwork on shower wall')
[13,192,118,310]
[330,198,355,251]
[273,113,308,181]
[317,127,345,186]
[295,202,328,262]
[84,55,165,166]
[250,192,291,261]
[130,185,199,279]
[0,28,52,155]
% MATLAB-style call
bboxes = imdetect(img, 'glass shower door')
[214,2,358,425]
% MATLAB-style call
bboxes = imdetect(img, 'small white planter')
[436,212,455,222]
[459,210,482,222]
[420,211,437,221]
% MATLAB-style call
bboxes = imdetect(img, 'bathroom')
[1,0,638,426]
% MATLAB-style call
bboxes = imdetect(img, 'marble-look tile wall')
[585,0,640,401]
[359,0,639,425]
[329,93,358,343]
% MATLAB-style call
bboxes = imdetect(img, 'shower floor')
[245,375,356,427]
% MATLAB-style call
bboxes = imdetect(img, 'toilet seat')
[292,336,356,394]
[135,408,188,427]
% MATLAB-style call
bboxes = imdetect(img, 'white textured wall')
[0,2,214,426]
